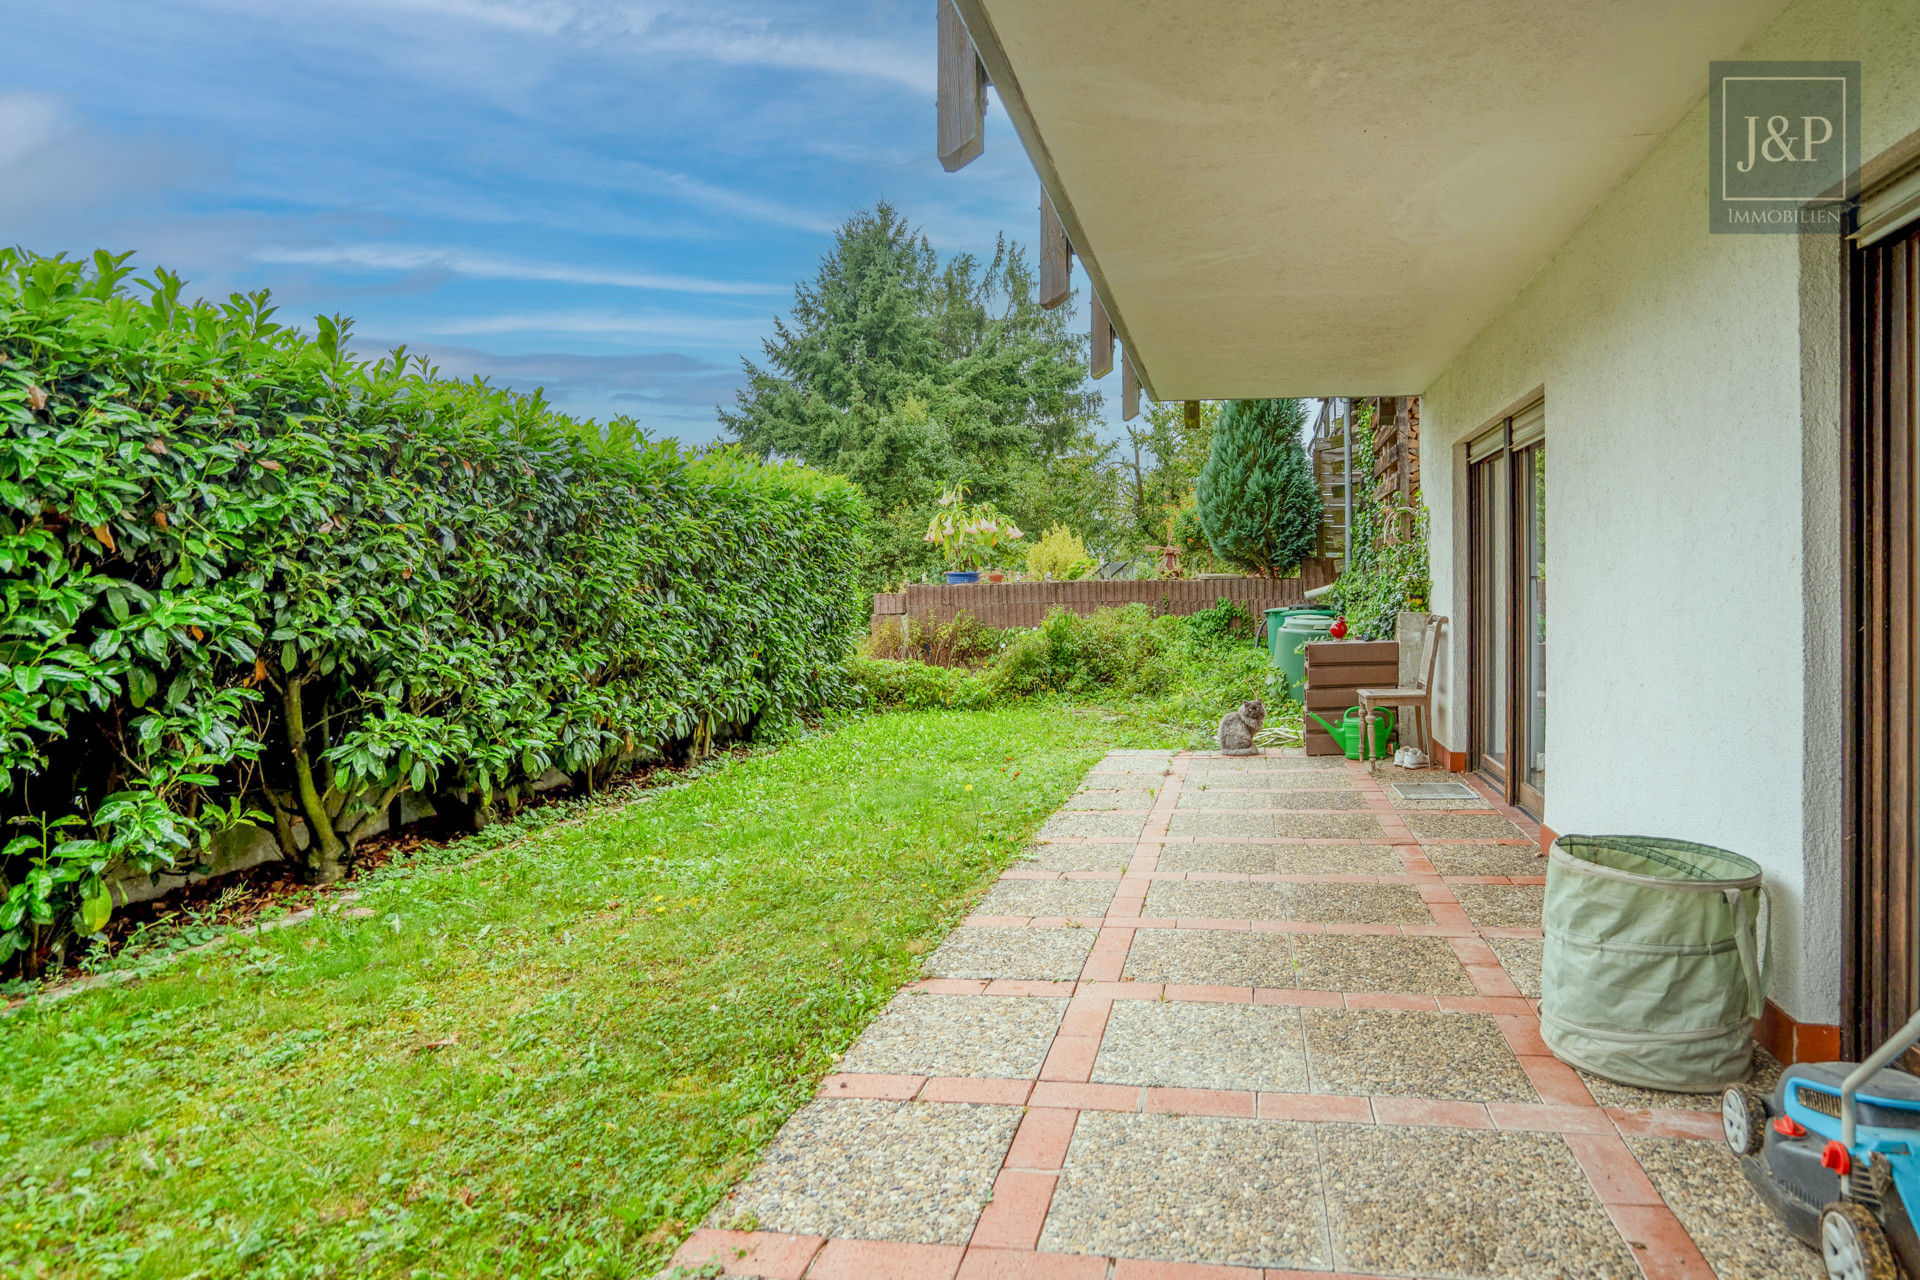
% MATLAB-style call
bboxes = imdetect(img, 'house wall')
[1421,0,1920,1027]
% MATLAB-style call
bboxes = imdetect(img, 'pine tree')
[1194,398,1320,577]
[720,201,1109,587]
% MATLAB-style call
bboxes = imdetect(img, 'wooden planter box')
[1302,639,1398,755]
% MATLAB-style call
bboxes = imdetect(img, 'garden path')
[671,749,1816,1280]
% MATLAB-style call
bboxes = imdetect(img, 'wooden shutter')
[1845,218,1920,1056]
[1122,353,1139,420]
[1090,293,1113,378]
[1040,191,1071,309]
[937,0,986,172]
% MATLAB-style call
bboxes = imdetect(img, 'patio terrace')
[672,749,1809,1280]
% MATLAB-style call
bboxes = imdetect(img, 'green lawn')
[0,705,1162,1279]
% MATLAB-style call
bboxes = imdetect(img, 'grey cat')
[1216,699,1265,756]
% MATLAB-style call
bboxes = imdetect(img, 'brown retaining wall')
[871,561,1341,635]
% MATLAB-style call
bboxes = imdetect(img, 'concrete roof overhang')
[954,0,1791,400]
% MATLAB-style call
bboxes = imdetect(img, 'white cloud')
[634,15,930,94]
[305,0,932,92]
[0,91,218,231]
[254,243,786,295]
[0,93,64,171]
[419,308,774,346]
[633,165,839,234]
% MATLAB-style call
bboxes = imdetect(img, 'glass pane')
[1520,443,1546,795]
[1473,455,1509,769]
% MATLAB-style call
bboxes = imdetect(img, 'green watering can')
[1307,706,1395,760]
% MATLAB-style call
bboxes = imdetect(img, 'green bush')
[989,604,1179,699]
[845,654,993,711]
[1182,597,1256,648]
[850,600,1294,748]
[864,611,1009,668]
[0,250,866,965]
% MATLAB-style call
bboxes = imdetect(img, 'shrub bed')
[1,251,866,967]
[849,600,1294,742]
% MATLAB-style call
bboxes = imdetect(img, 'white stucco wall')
[1420,0,1920,1026]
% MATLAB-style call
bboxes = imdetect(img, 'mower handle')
[1841,1005,1920,1192]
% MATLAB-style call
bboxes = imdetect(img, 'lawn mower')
[1723,1007,1920,1280]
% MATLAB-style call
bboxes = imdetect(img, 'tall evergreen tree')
[1193,398,1320,577]
[722,201,1110,586]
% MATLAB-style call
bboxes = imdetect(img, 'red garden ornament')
[1329,616,1349,639]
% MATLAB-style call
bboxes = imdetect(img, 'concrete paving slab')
[1165,812,1281,837]
[1040,813,1152,840]
[1289,934,1478,995]
[1405,813,1530,841]
[1154,844,1405,876]
[715,1098,1021,1245]
[1062,789,1158,811]
[1428,844,1549,877]
[1627,1137,1821,1280]
[1320,1124,1637,1279]
[1144,881,1433,926]
[1271,813,1389,839]
[1039,1112,1329,1270]
[839,993,1066,1079]
[1121,928,1298,988]
[1015,842,1136,872]
[977,879,1119,919]
[923,927,1099,982]
[1579,1048,1783,1110]
[1186,771,1364,791]
[706,746,1765,1279]
[1091,1000,1308,1092]
[1188,757,1343,774]
[1487,937,1543,998]
[1178,790,1366,810]
[1450,884,1544,929]
[1303,1009,1538,1102]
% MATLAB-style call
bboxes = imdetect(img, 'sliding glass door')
[1469,403,1546,815]
[1470,449,1510,789]
[1518,439,1546,805]
[1843,215,1920,1057]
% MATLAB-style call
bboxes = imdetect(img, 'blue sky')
[3,0,1108,444]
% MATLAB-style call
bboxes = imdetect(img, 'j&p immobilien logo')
[1709,61,1859,234]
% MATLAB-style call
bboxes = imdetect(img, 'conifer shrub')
[1193,398,1319,576]
[1023,524,1094,580]
[0,250,866,966]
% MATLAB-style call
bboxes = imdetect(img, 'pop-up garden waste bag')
[1541,834,1769,1091]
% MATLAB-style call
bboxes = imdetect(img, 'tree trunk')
[282,676,348,882]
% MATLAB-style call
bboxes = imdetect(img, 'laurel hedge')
[0,250,867,967]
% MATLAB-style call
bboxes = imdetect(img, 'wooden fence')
[872,561,1341,635]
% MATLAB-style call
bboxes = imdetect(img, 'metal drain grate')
[1390,782,1480,801]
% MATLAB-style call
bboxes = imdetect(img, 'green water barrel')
[1264,608,1335,698]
